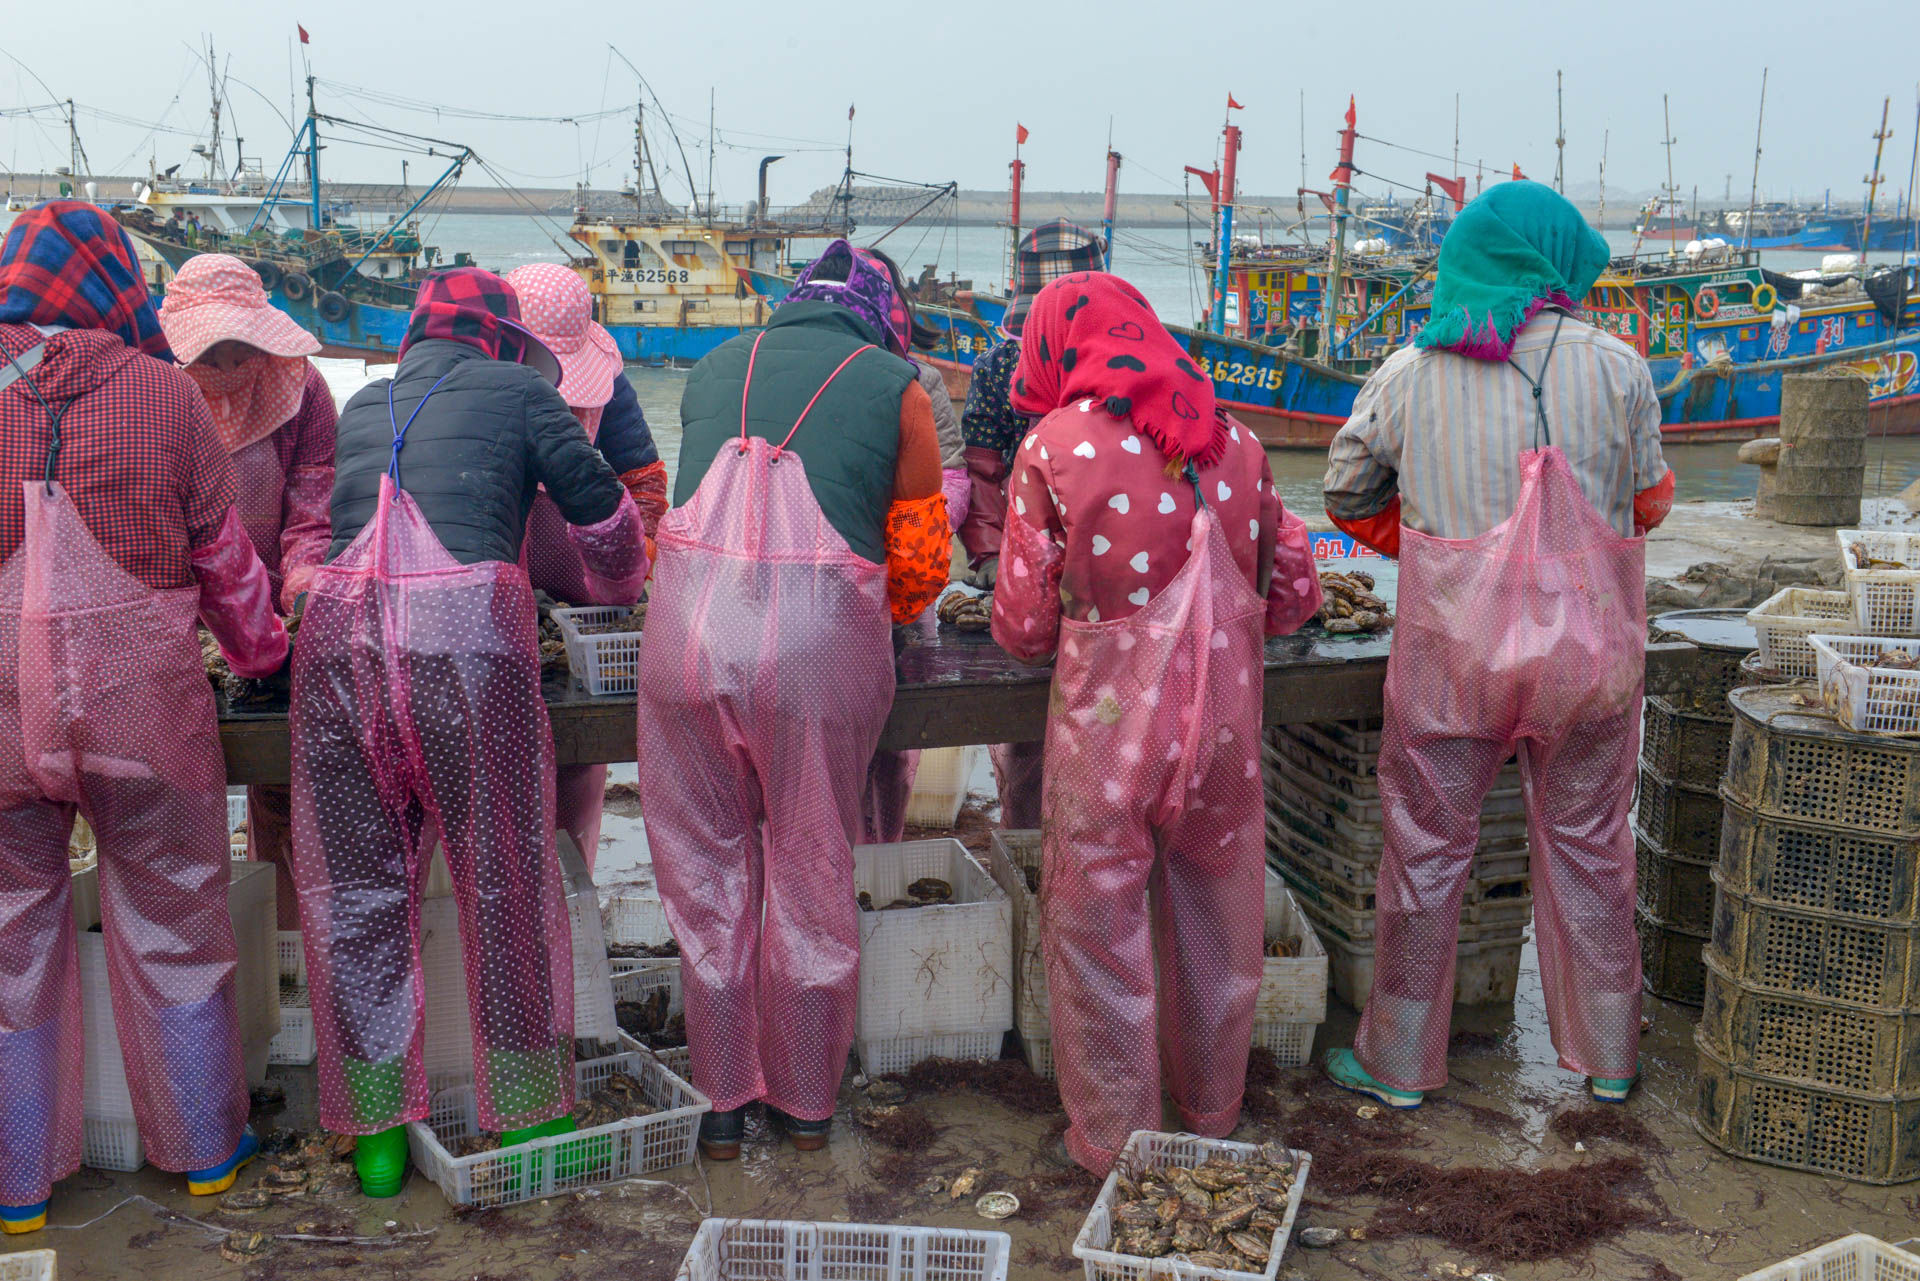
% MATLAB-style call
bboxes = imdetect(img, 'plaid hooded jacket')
[0,203,236,588]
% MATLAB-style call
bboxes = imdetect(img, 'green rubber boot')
[496,1114,581,1194]
[1323,1047,1425,1109]
[344,1059,411,1197]
[354,1126,409,1198]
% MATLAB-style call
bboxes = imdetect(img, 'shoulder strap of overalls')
[386,368,457,490]
[1184,460,1208,510]
[738,329,880,455]
[3,341,62,491]
[1505,310,1566,450]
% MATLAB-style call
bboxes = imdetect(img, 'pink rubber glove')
[192,506,290,677]
[941,466,971,536]
[989,513,1065,665]
[567,491,650,606]
[278,462,333,614]
[1266,505,1325,636]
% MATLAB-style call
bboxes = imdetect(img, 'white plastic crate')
[1810,634,1920,735]
[1074,1132,1312,1281]
[1748,587,1858,679]
[553,604,643,696]
[422,838,615,1077]
[604,887,675,949]
[276,930,306,987]
[676,1220,1013,1281]
[853,840,1012,1075]
[1019,1032,1055,1080]
[984,831,1049,1067]
[903,746,982,828]
[0,1249,56,1280]
[226,792,249,851]
[80,1108,143,1173]
[74,858,278,1153]
[611,957,683,1015]
[407,1045,708,1209]
[269,997,316,1066]
[1840,530,1920,636]
[1254,875,1327,1067]
[1738,1234,1920,1281]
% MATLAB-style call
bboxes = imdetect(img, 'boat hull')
[926,301,1920,450]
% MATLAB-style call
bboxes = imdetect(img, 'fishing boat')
[113,67,854,364]
[1703,203,1856,252]
[904,105,1920,449]
[1633,195,1697,243]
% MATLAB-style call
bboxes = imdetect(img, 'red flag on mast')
[1227,94,1244,111]
[1511,163,1526,181]
[1016,123,1029,146]
[298,23,310,43]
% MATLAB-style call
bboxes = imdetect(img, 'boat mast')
[1741,68,1768,254]
[1553,71,1565,194]
[1209,103,1241,334]
[1321,97,1357,360]
[1904,93,1920,275]
[1660,94,1678,258]
[705,88,714,226]
[305,74,320,230]
[635,95,645,216]
[1101,143,1122,272]
[1006,123,1025,293]
[1598,129,1608,231]
[203,38,224,184]
[1861,96,1892,272]
[1299,90,1308,239]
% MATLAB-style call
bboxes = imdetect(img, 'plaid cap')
[1003,219,1106,338]
[0,200,173,360]
[399,266,562,386]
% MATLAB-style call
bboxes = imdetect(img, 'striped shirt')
[1323,311,1669,539]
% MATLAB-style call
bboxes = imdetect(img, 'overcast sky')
[3,0,1915,211]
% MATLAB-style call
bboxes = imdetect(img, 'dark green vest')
[676,301,915,563]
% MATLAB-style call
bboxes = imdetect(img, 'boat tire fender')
[282,271,313,303]
[249,260,284,292]
[316,291,350,324]
[1752,282,1777,313]
[1695,287,1719,320]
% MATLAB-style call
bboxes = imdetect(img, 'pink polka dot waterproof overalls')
[0,478,248,1204]
[288,375,576,1136]
[635,338,894,1122]
[1354,442,1647,1093]
[1004,475,1268,1175]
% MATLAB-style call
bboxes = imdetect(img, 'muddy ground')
[8,930,1905,1281]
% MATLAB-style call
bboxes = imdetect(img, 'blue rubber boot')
[0,1200,48,1234]
[1590,1061,1643,1103]
[1323,1048,1424,1109]
[187,1127,260,1195]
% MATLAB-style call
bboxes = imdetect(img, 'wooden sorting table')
[217,628,1702,786]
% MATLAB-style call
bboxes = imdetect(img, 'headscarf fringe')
[1423,291,1576,362]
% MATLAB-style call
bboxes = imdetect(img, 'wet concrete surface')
[12,923,1907,1280]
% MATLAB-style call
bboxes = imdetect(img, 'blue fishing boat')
[113,67,854,367]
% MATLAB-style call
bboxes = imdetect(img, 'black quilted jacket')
[327,339,624,566]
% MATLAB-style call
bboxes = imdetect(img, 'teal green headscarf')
[1414,180,1611,361]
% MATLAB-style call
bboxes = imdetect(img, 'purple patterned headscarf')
[782,239,899,348]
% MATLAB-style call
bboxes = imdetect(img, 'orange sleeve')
[619,460,670,541]
[1634,469,1675,534]
[893,379,942,501]
[1328,496,1402,559]
[884,493,950,623]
